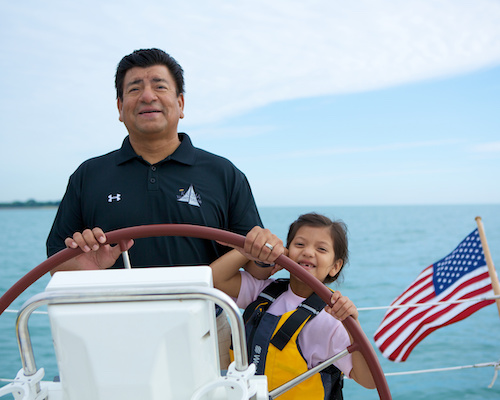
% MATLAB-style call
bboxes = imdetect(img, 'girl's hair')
[286,213,349,284]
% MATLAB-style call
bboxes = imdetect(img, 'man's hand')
[243,226,285,264]
[51,228,134,274]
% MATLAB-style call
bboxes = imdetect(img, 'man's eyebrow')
[152,77,169,84]
[126,77,168,87]
[126,78,143,88]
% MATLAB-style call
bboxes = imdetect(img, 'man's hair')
[115,48,185,100]
[286,213,349,284]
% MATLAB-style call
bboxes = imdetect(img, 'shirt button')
[151,166,157,171]
[150,178,156,184]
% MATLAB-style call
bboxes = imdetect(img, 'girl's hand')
[325,291,359,321]
[270,262,284,275]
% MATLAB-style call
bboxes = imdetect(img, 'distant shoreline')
[1,201,498,209]
[0,200,60,209]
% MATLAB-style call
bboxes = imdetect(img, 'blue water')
[1,205,499,399]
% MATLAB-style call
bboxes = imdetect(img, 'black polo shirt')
[46,133,263,268]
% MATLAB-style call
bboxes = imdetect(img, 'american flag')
[374,229,495,362]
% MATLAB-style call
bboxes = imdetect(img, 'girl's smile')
[287,225,343,297]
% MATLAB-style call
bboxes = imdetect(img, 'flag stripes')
[374,229,494,362]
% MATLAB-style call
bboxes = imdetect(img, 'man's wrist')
[255,261,275,268]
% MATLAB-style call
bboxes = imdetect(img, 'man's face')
[117,65,184,140]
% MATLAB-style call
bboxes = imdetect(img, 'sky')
[1,0,499,207]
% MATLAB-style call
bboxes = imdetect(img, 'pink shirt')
[236,271,353,377]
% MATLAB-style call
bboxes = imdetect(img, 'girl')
[211,213,375,399]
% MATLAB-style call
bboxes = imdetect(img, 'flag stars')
[432,230,485,294]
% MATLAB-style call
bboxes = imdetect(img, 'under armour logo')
[108,194,121,203]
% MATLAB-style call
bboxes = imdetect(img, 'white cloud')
[186,124,276,141]
[238,139,464,161]
[472,142,500,153]
[1,0,500,204]
[2,0,500,129]
[177,0,500,125]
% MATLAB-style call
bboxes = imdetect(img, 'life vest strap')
[270,292,326,351]
[242,279,289,322]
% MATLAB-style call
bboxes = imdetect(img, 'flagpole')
[475,216,500,318]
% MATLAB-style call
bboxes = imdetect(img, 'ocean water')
[1,205,499,399]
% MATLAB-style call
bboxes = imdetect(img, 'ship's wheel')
[0,224,391,399]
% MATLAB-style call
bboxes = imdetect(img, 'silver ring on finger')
[264,243,274,251]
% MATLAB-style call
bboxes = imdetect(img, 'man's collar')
[115,136,138,165]
[169,133,196,165]
[115,133,196,166]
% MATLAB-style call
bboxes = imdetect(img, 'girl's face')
[288,225,343,286]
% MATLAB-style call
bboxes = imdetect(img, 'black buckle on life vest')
[270,292,326,351]
[242,279,289,323]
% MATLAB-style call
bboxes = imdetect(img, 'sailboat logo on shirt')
[177,185,201,207]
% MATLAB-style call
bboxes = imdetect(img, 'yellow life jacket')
[232,279,343,400]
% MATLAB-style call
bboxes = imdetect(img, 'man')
[47,48,282,272]
[46,48,282,369]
